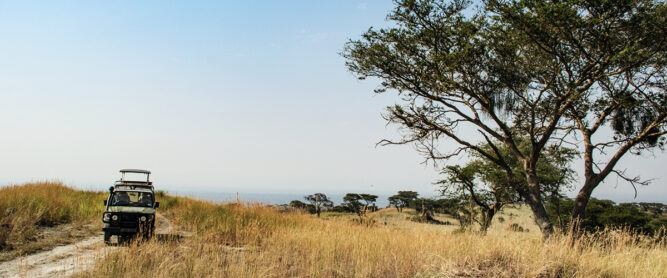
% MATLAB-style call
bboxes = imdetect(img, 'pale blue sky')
[0,1,665,203]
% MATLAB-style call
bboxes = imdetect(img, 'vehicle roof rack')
[119,169,151,174]
[115,169,154,191]
[113,184,154,192]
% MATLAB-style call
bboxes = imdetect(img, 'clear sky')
[1,1,665,203]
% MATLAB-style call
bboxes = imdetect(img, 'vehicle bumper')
[103,224,138,234]
[103,223,153,234]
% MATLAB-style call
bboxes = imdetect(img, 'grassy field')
[81,198,666,277]
[0,182,107,261]
[3,182,666,277]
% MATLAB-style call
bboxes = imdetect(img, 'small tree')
[343,193,365,219]
[289,200,307,209]
[413,198,443,223]
[304,193,333,217]
[440,140,576,233]
[359,194,378,212]
[388,191,419,212]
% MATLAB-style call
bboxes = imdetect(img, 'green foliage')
[342,193,363,215]
[546,198,666,235]
[304,193,333,217]
[439,139,576,231]
[304,193,334,208]
[289,200,307,209]
[289,200,315,214]
[388,191,419,212]
[359,194,378,207]
[330,205,354,213]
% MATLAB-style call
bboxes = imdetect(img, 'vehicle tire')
[104,231,111,244]
[119,235,132,244]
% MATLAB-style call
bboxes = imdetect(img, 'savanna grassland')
[2,182,666,277]
[0,182,106,261]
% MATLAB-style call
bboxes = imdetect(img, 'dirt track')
[0,214,173,278]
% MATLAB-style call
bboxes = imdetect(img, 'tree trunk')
[524,172,554,237]
[479,209,495,234]
[316,205,321,217]
[569,179,598,235]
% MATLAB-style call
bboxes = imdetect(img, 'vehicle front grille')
[120,214,139,222]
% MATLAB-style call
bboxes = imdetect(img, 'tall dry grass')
[78,198,667,278]
[0,182,105,256]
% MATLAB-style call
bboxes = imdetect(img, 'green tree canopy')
[388,191,419,212]
[304,193,333,217]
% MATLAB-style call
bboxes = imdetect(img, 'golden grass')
[0,181,107,258]
[77,198,667,278]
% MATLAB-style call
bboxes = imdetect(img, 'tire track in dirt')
[0,214,173,278]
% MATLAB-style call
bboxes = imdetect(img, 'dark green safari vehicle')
[102,169,159,244]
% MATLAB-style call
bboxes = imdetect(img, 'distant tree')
[621,202,667,218]
[289,200,315,214]
[388,191,419,212]
[438,197,473,228]
[342,193,365,218]
[413,198,441,223]
[546,198,666,235]
[304,193,333,217]
[359,194,378,210]
[330,205,354,213]
[289,200,307,209]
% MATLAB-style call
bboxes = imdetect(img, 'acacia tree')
[440,141,576,233]
[342,193,368,219]
[359,194,379,211]
[442,163,515,232]
[388,191,419,212]
[486,0,667,232]
[304,193,333,217]
[343,0,665,236]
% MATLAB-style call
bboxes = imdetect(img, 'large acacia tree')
[343,0,665,236]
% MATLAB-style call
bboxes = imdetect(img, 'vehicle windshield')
[109,191,154,207]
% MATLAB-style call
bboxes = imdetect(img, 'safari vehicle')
[102,169,159,244]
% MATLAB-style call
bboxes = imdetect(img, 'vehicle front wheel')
[103,231,111,244]
[119,235,132,244]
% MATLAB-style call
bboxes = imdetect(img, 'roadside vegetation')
[0,182,106,261]
[80,193,665,278]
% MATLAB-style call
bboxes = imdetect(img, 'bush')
[546,198,666,235]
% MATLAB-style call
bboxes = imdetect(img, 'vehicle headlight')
[111,215,118,221]
[103,213,111,221]
[140,216,147,222]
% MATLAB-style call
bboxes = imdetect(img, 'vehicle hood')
[107,206,155,214]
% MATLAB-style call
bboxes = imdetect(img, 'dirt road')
[0,214,173,278]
